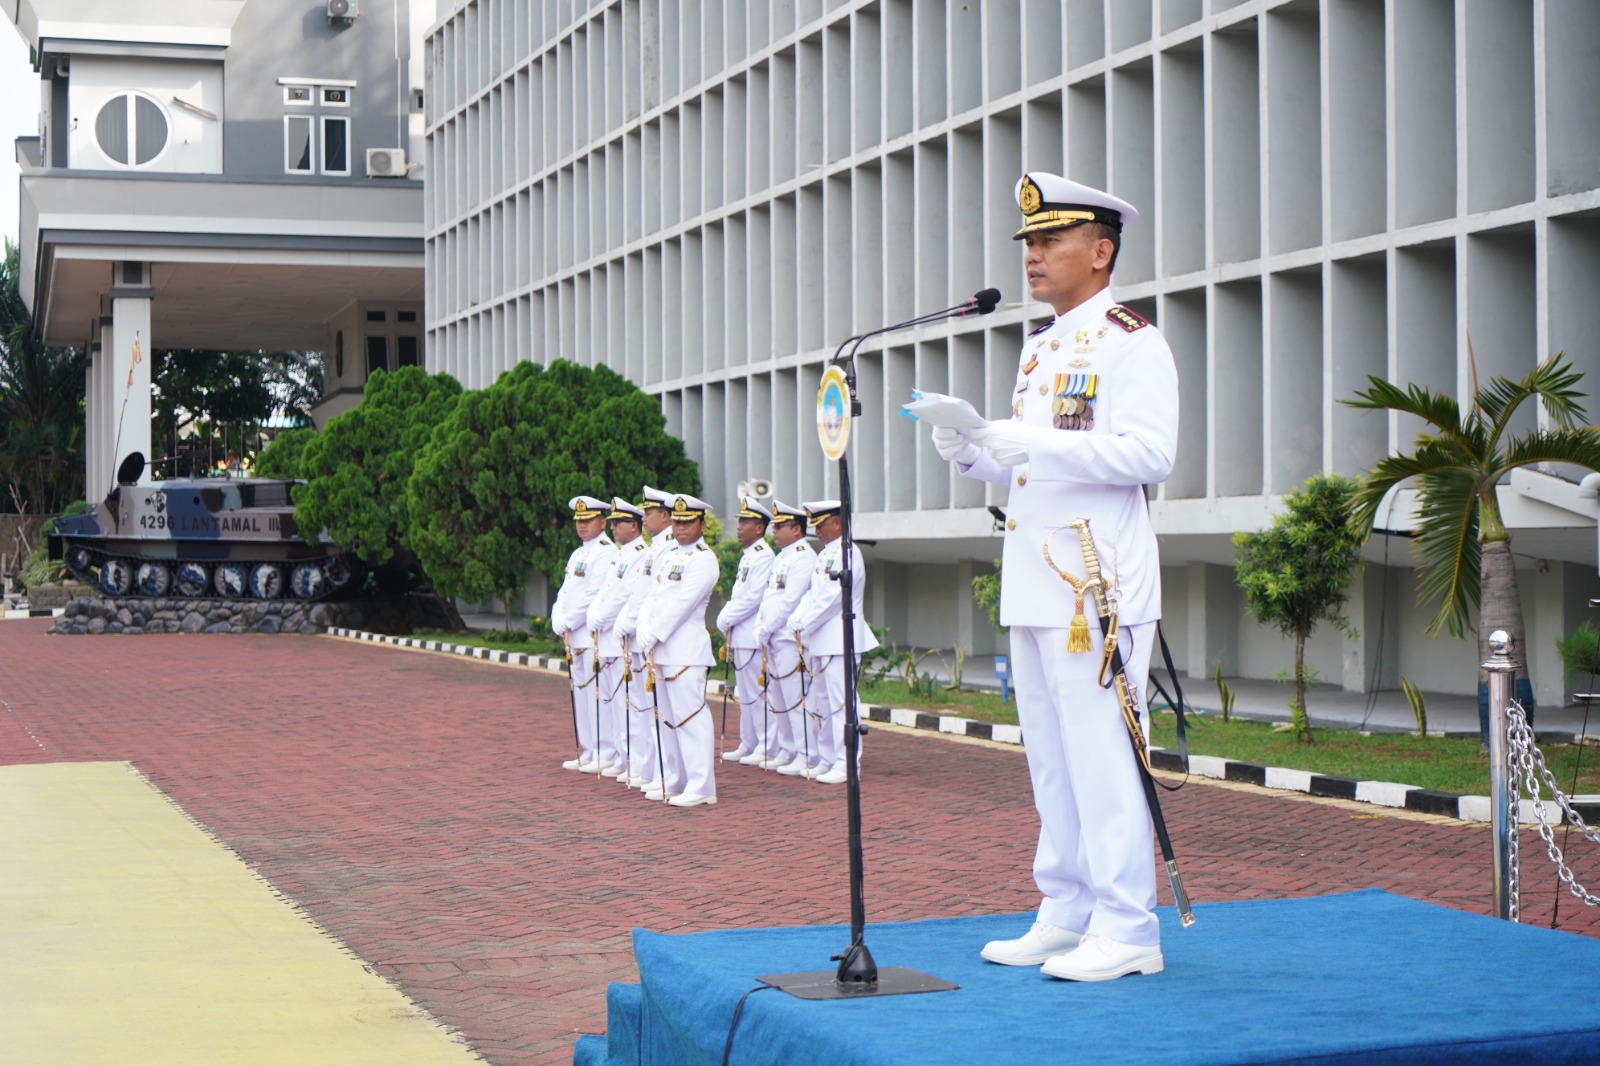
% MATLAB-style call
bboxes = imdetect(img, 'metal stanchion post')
[1484,629,1517,921]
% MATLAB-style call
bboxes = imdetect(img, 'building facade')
[423,0,1600,702]
[7,0,435,496]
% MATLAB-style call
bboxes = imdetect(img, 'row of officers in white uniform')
[547,488,877,808]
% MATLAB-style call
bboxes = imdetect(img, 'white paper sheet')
[899,389,990,431]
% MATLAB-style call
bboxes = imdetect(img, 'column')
[107,262,153,485]
[1185,561,1240,681]
[1341,564,1399,693]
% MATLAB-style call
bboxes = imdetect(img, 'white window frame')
[283,85,313,106]
[95,90,172,169]
[284,114,313,174]
[320,86,351,107]
[320,115,351,176]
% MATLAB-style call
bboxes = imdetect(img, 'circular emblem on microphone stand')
[817,365,851,462]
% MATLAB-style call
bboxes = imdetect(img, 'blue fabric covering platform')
[574,889,1600,1065]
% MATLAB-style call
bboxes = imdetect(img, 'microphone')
[831,288,1003,364]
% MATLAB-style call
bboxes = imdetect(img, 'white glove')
[931,425,982,465]
[971,420,1051,468]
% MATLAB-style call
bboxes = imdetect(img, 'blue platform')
[574,889,1600,1065]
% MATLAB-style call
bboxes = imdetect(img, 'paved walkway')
[3,619,1598,1065]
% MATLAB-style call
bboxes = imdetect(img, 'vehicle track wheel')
[213,562,248,598]
[175,562,209,597]
[99,558,132,596]
[249,563,284,600]
[136,562,172,597]
[66,546,95,578]
[290,563,325,600]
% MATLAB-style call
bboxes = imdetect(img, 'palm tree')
[1345,353,1600,735]
[1,239,86,514]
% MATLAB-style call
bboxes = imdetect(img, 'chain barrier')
[1504,697,1600,920]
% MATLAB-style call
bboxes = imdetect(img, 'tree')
[0,239,85,514]
[152,348,323,473]
[294,365,463,574]
[1346,354,1600,738]
[407,359,699,627]
[1233,473,1364,743]
[252,426,318,479]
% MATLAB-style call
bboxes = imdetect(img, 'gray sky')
[1,26,39,245]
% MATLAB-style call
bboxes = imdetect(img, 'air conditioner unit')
[327,0,358,22]
[366,147,406,177]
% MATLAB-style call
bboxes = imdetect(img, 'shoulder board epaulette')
[696,543,708,552]
[632,541,646,551]
[1027,318,1056,338]
[754,542,767,552]
[1106,305,1149,332]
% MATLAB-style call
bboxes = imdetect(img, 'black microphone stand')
[760,290,997,1001]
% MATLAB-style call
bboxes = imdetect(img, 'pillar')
[1342,564,1399,693]
[107,262,153,485]
[1185,561,1240,680]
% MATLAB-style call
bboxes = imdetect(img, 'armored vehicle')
[49,453,358,602]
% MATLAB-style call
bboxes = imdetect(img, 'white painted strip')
[938,716,966,735]
[1355,781,1415,808]
[888,708,919,728]
[990,724,1023,745]
[1458,796,1490,822]
[1264,767,1314,792]
[1188,755,1228,779]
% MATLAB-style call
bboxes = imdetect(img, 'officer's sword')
[795,630,812,781]
[562,636,582,766]
[646,650,669,804]
[760,647,770,769]
[718,634,732,756]
[621,635,633,790]
[592,631,603,782]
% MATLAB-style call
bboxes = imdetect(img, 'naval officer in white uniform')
[787,500,879,785]
[929,173,1179,982]
[753,500,817,775]
[635,494,722,807]
[585,497,650,778]
[614,486,676,788]
[549,495,613,772]
[715,497,777,766]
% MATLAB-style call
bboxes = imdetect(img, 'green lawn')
[854,677,1600,797]
[413,629,565,658]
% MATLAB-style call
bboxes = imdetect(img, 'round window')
[94,92,170,166]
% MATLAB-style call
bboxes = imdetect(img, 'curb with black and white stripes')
[328,627,1597,825]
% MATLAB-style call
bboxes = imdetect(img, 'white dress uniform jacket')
[637,539,719,666]
[753,540,815,647]
[958,288,1178,626]
[715,540,775,648]
[788,540,880,657]
[549,532,613,649]
[586,538,651,656]
[615,536,678,645]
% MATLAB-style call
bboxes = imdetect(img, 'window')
[95,92,169,167]
[366,336,388,377]
[279,80,356,175]
[322,117,349,174]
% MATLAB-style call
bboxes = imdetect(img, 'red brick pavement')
[2,619,1597,1065]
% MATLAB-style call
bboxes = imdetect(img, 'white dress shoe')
[814,767,848,784]
[599,763,623,778]
[619,772,646,787]
[721,747,751,762]
[1039,934,1163,982]
[980,921,1084,966]
[775,756,809,776]
[561,758,582,771]
[577,759,602,774]
[738,751,766,765]
[667,792,717,807]
[642,786,681,801]
[765,754,795,771]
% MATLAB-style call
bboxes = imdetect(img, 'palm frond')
[1493,427,1600,480]
[1349,444,1479,534]
[1412,469,1482,639]
[1480,355,1589,442]
[1343,376,1468,442]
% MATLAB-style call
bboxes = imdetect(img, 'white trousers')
[806,653,861,772]
[595,653,626,768]
[1011,621,1159,947]
[656,664,714,797]
[626,652,658,785]
[763,640,805,764]
[569,650,600,763]
[729,646,773,756]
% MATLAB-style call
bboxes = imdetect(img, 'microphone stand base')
[758,963,958,1001]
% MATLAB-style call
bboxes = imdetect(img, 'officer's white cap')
[568,495,608,519]
[668,493,713,520]
[1013,172,1138,239]
[802,499,842,529]
[640,485,672,509]
[608,496,645,520]
[736,497,774,522]
[771,500,807,526]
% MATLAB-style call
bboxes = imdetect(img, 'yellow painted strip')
[0,762,483,1066]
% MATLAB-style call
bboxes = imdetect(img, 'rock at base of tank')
[203,621,232,634]
[180,611,207,633]
[250,615,282,634]
[86,616,106,634]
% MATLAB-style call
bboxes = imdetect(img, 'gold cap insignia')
[1019,175,1042,215]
